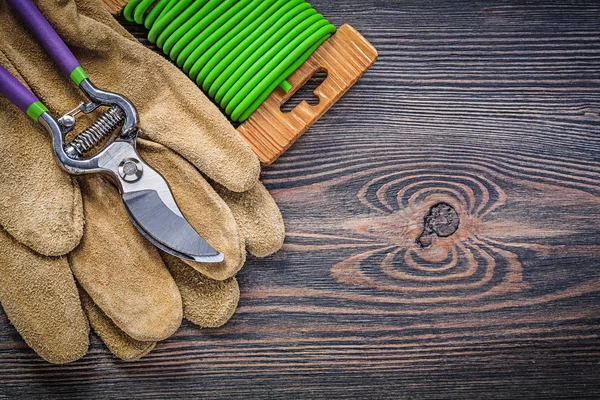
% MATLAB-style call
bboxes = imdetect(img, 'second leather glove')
[0,0,284,363]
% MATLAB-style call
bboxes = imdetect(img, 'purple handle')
[5,0,81,77]
[0,64,39,114]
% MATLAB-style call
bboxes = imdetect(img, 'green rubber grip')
[26,101,49,121]
[70,66,89,85]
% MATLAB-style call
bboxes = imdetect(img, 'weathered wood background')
[1,0,599,398]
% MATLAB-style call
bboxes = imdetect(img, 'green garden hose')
[123,0,336,122]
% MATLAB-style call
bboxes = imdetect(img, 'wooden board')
[238,24,378,165]
[1,0,600,398]
[99,0,124,15]
[99,0,378,165]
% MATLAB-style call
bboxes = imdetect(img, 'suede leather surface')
[0,231,89,364]
[0,52,84,257]
[0,0,284,363]
[80,289,156,361]
[214,182,286,258]
[163,254,240,328]
[70,176,183,342]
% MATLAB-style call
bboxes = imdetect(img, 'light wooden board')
[237,24,378,164]
[99,0,125,15]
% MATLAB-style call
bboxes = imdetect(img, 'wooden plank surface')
[1,0,599,398]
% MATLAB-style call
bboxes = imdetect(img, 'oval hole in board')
[280,69,328,114]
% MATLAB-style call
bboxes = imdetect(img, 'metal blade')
[120,177,224,263]
[93,140,223,263]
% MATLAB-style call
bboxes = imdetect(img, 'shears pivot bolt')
[118,157,143,182]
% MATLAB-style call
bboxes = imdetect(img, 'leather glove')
[0,0,284,364]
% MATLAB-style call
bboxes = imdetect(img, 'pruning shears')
[0,0,224,263]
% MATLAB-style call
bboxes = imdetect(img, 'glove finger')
[138,139,246,281]
[139,99,260,193]
[0,229,89,364]
[69,176,182,342]
[0,52,83,257]
[214,182,285,257]
[33,0,261,193]
[80,289,156,362]
[163,254,240,328]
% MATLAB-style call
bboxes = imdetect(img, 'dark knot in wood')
[417,203,460,248]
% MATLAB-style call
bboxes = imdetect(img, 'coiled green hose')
[123,0,336,122]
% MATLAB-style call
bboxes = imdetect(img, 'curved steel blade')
[120,166,224,263]
[93,140,223,263]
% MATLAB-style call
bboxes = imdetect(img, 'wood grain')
[1,0,600,398]
[98,0,124,15]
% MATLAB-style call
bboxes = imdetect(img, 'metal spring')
[65,107,125,158]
